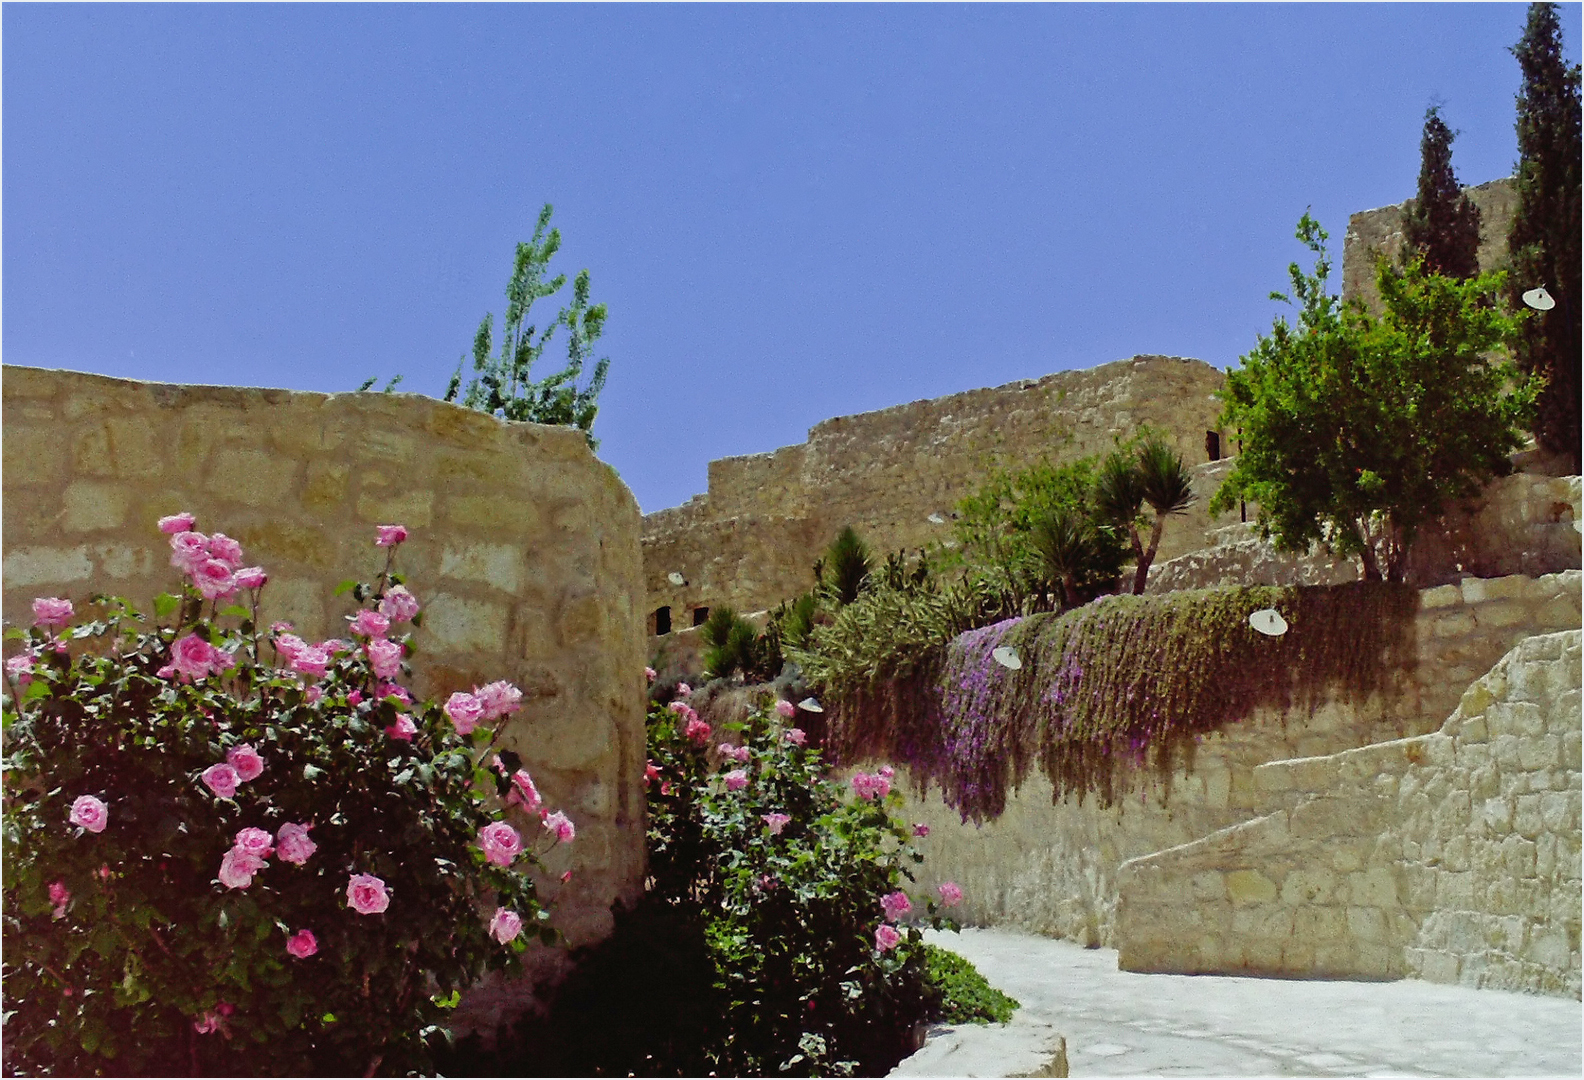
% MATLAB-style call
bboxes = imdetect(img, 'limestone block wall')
[1114,631,1581,999]
[642,355,1229,623]
[2,366,647,953]
[885,572,1580,947]
[1342,176,1517,310]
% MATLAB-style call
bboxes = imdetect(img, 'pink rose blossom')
[201,763,240,799]
[375,524,408,547]
[348,609,390,638]
[32,598,74,629]
[69,795,108,833]
[270,620,294,633]
[508,770,541,812]
[378,584,420,623]
[290,646,331,680]
[227,745,265,783]
[644,762,662,787]
[193,548,241,593]
[158,512,196,534]
[684,717,711,744]
[49,880,70,919]
[478,821,523,867]
[724,769,749,792]
[489,907,523,944]
[386,714,418,741]
[233,827,275,859]
[850,772,890,800]
[163,633,223,680]
[304,686,323,704]
[785,728,807,747]
[6,652,35,686]
[913,823,931,838]
[644,666,657,683]
[367,639,404,681]
[320,638,352,655]
[444,692,484,735]
[194,1012,222,1035]
[543,811,575,843]
[377,682,411,705]
[937,881,963,907]
[667,700,688,715]
[875,924,902,952]
[878,766,895,781]
[660,780,672,795]
[775,699,796,718]
[206,533,244,569]
[475,681,523,721]
[169,531,211,573]
[346,873,390,915]
[276,822,317,866]
[676,682,692,697]
[347,690,363,706]
[273,633,308,662]
[762,813,791,835]
[234,566,268,590]
[218,847,265,889]
[880,890,912,921]
[286,929,318,959]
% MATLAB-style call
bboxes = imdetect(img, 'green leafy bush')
[922,944,1019,1025]
[2,516,572,1076]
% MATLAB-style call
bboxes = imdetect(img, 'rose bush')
[1,516,574,1077]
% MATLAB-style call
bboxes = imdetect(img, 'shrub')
[1,516,573,1076]
[922,944,1019,1025]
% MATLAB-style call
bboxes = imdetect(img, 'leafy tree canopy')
[1211,213,1537,582]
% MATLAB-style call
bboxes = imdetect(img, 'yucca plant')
[1096,435,1196,594]
[821,527,873,608]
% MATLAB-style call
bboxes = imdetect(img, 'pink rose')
[273,633,308,662]
[69,795,108,833]
[158,512,196,534]
[644,762,661,787]
[218,847,265,889]
[913,823,931,838]
[851,772,891,800]
[169,531,210,573]
[683,717,711,745]
[785,728,807,747]
[227,745,265,783]
[543,811,575,843]
[724,769,749,792]
[489,907,523,944]
[475,681,523,721]
[367,639,403,681]
[194,1012,222,1035]
[676,682,692,697]
[319,638,352,655]
[290,646,331,680]
[348,610,390,638]
[276,822,317,866]
[32,598,74,629]
[192,558,238,600]
[667,700,688,715]
[478,821,522,867]
[875,924,902,952]
[49,880,70,919]
[205,533,244,569]
[347,690,363,706]
[233,827,275,859]
[775,699,796,718]
[644,666,657,683]
[6,652,35,686]
[508,770,541,812]
[762,813,791,835]
[375,524,408,547]
[378,584,420,623]
[201,763,240,799]
[444,692,484,735]
[270,620,293,633]
[377,682,411,705]
[385,714,418,741]
[304,685,323,704]
[878,766,895,781]
[286,929,318,959]
[937,881,963,907]
[880,890,912,921]
[346,873,390,915]
[234,566,268,590]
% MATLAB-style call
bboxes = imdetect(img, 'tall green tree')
[1402,106,1483,279]
[1211,214,1537,582]
[445,204,611,449]
[1507,2,1582,472]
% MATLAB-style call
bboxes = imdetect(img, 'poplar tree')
[1402,106,1483,279]
[1507,2,1582,472]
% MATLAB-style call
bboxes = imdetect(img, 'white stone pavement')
[890,929,1583,1078]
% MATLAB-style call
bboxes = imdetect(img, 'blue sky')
[5,4,1579,514]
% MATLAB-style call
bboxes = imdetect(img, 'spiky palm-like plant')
[822,527,873,607]
[1028,509,1100,609]
[1096,438,1195,594]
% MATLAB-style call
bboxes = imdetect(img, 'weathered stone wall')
[885,572,1580,948]
[643,355,1229,625]
[1,367,647,962]
[1114,631,1581,999]
[1342,177,1518,310]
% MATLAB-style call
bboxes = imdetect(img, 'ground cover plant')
[1,516,574,1077]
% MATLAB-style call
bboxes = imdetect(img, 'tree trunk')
[1126,524,1148,595]
[1132,516,1167,595]
[1355,521,1383,582]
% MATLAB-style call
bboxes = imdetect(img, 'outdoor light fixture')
[667,571,686,586]
[1248,608,1288,636]
[1522,287,1556,311]
[991,646,1022,669]
[928,512,946,524]
[798,697,824,712]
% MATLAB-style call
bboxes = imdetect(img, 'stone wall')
[642,355,1229,625]
[1114,631,1581,999]
[1342,177,1517,310]
[884,572,1580,948]
[1,366,648,963]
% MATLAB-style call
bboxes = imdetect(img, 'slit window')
[654,606,671,636]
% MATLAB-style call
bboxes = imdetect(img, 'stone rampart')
[1,367,648,967]
[643,355,1229,625]
[885,572,1580,948]
[1114,631,1581,999]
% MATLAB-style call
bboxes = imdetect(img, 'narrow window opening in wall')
[654,606,671,636]
[693,606,709,628]
[1205,430,1221,462]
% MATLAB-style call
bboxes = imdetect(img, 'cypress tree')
[1508,2,1582,472]
[1402,106,1483,279]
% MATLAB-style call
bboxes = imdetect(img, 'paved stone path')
[891,929,1582,1078]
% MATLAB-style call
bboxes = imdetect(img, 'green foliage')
[0,522,561,1076]
[1027,510,1104,608]
[1403,106,1483,280]
[701,606,783,684]
[772,593,820,652]
[1507,2,1582,470]
[1211,214,1536,582]
[821,582,1418,821]
[445,204,611,449]
[1096,435,1195,595]
[922,945,1019,1025]
[821,527,874,608]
